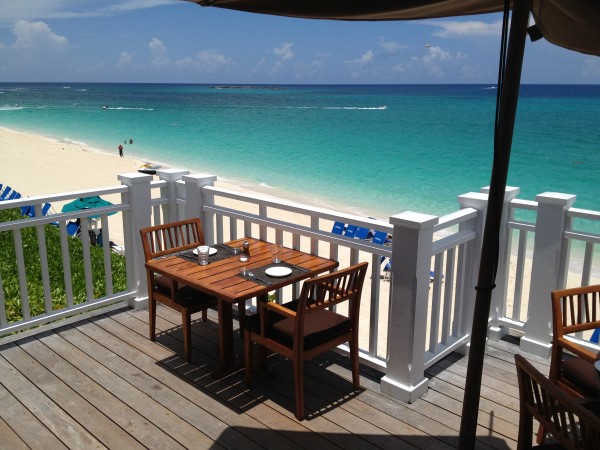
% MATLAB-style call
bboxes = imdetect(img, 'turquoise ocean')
[0,83,598,220]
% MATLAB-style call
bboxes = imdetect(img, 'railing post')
[182,174,217,244]
[521,192,576,357]
[456,192,489,350]
[118,172,153,309]
[380,211,437,403]
[480,186,520,341]
[156,169,190,223]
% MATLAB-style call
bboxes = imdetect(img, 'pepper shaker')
[243,240,250,257]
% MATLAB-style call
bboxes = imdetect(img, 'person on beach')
[118,144,124,157]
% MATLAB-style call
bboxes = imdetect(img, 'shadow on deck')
[0,305,550,449]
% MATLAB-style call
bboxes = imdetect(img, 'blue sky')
[1,0,599,84]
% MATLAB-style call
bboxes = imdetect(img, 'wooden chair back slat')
[140,218,205,261]
[515,354,600,449]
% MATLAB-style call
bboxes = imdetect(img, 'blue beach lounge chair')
[355,227,371,240]
[66,221,81,237]
[372,230,389,246]
[344,224,358,238]
[0,186,12,200]
[27,202,52,218]
[331,221,345,235]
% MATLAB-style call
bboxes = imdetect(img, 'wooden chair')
[549,284,600,398]
[515,354,600,449]
[140,218,217,362]
[244,262,368,420]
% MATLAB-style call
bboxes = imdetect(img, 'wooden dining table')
[144,237,339,377]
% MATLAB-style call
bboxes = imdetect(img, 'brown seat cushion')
[245,299,352,350]
[562,356,600,397]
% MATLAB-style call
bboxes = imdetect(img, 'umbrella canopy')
[61,196,116,219]
[186,1,599,448]
[187,0,600,55]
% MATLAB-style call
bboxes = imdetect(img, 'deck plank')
[25,332,188,450]
[77,314,306,450]
[0,380,67,450]
[0,416,28,450]
[0,349,104,449]
[1,340,146,450]
[0,305,530,449]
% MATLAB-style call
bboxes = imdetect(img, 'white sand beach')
[0,126,272,244]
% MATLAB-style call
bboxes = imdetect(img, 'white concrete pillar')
[156,168,190,223]
[182,174,217,244]
[521,192,576,356]
[118,172,153,309]
[380,211,437,402]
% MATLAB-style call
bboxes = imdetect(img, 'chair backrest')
[140,218,205,262]
[515,354,600,449]
[296,262,368,323]
[552,284,600,338]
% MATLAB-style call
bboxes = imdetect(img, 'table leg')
[213,298,249,378]
[214,299,233,376]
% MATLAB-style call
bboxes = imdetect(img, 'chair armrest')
[263,301,296,319]
[558,337,598,362]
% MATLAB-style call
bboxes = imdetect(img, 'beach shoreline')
[1,125,380,220]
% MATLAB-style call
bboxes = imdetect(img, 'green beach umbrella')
[61,196,116,219]
[187,1,600,448]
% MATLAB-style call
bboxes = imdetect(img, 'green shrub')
[0,208,128,323]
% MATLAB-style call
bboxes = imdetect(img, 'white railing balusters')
[59,221,74,308]
[101,215,114,295]
[36,221,52,313]
[0,272,6,327]
[1,169,598,404]
[14,228,30,320]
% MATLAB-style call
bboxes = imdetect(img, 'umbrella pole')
[458,0,531,448]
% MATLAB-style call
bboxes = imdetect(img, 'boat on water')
[138,163,161,175]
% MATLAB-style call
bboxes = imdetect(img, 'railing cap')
[390,211,438,229]
[117,173,153,185]
[535,192,576,207]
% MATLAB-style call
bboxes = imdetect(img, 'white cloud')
[149,37,169,66]
[410,45,466,78]
[273,42,294,61]
[460,64,481,79]
[11,20,68,51]
[379,38,403,54]
[175,50,231,73]
[117,51,134,67]
[248,57,266,77]
[422,46,452,63]
[345,50,374,65]
[582,57,600,78]
[0,0,177,22]
[423,20,502,39]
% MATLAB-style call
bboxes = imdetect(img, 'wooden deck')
[0,305,551,449]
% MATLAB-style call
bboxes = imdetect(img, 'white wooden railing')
[0,170,598,403]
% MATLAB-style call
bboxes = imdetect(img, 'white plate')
[265,266,292,278]
[193,247,217,256]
